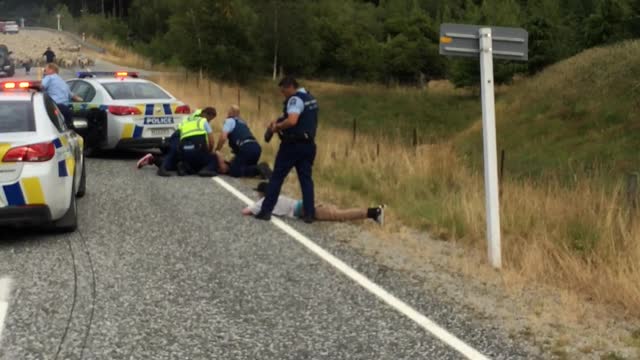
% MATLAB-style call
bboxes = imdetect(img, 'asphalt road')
[0,153,537,360]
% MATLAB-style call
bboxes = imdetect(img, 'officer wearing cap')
[255,76,319,223]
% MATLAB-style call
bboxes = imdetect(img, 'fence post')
[626,172,639,211]
[352,118,357,146]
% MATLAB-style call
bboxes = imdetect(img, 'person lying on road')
[242,182,385,225]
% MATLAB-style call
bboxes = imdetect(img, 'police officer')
[41,63,82,128]
[158,107,218,177]
[214,105,271,178]
[255,77,319,223]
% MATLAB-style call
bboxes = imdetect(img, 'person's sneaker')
[257,162,273,179]
[303,215,314,224]
[374,205,386,226]
[176,162,188,176]
[198,169,218,177]
[156,166,171,177]
[254,211,272,221]
[136,153,155,169]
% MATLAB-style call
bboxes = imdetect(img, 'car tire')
[76,159,86,198]
[53,185,78,233]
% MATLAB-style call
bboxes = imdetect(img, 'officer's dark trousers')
[181,147,218,174]
[229,142,261,177]
[160,131,180,171]
[57,103,74,129]
[261,141,316,218]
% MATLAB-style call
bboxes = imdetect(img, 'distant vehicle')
[67,71,191,156]
[3,21,19,34]
[0,45,15,77]
[0,80,86,232]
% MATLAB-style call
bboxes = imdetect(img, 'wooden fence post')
[626,172,639,211]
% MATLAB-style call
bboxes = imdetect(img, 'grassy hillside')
[457,40,640,179]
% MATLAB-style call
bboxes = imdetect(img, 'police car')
[67,71,190,156]
[0,80,85,232]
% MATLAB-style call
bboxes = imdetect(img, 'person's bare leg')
[314,204,367,221]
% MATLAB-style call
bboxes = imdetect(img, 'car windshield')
[102,82,171,100]
[0,101,34,133]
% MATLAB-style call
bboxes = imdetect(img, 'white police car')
[67,71,190,155]
[0,80,85,232]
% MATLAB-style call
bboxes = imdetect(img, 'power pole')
[272,0,279,81]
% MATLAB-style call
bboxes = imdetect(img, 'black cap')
[253,182,269,193]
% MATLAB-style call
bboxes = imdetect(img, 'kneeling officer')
[175,107,218,177]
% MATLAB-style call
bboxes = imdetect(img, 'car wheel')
[76,159,86,198]
[53,185,78,233]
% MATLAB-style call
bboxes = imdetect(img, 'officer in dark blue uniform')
[214,105,271,178]
[255,77,319,223]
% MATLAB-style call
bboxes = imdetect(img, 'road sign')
[440,23,528,61]
[439,24,528,269]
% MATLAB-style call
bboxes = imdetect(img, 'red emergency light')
[1,81,39,90]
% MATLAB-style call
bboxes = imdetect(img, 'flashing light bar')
[77,71,140,79]
[1,81,40,91]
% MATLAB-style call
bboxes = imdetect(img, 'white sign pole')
[56,14,61,31]
[478,27,502,268]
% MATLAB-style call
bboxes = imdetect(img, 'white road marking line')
[212,177,491,360]
[0,277,12,342]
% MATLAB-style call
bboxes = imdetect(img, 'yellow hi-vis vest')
[178,110,208,144]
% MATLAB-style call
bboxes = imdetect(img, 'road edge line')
[0,277,12,343]
[212,177,491,360]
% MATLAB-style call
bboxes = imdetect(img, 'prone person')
[242,182,385,225]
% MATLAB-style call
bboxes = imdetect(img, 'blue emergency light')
[76,71,139,79]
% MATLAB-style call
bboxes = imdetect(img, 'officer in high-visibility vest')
[214,105,272,179]
[157,107,218,177]
[254,77,319,223]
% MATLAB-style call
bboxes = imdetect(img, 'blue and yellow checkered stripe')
[53,136,75,178]
[1,178,46,206]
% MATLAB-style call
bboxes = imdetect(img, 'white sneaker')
[374,205,386,226]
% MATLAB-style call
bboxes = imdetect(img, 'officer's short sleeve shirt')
[203,121,212,134]
[222,118,236,134]
[286,96,304,114]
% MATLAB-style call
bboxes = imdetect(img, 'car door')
[44,95,81,186]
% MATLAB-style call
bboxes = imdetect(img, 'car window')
[72,81,96,102]
[102,82,171,100]
[0,100,34,133]
[43,95,67,133]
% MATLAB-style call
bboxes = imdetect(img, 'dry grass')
[151,71,640,317]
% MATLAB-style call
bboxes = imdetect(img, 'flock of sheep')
[0,29,95,72]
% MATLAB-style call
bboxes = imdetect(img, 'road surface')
[0,61,536,359]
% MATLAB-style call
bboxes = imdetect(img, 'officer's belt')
[279,132,314,143]
[235,138,258,147]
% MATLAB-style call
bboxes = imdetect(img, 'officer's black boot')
[157,166,171,177]
[176,162,188,176]
[198,168,218,177]
[254,211,271,221]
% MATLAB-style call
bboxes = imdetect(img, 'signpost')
[56,14,61,31]
[439,23,528,269]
